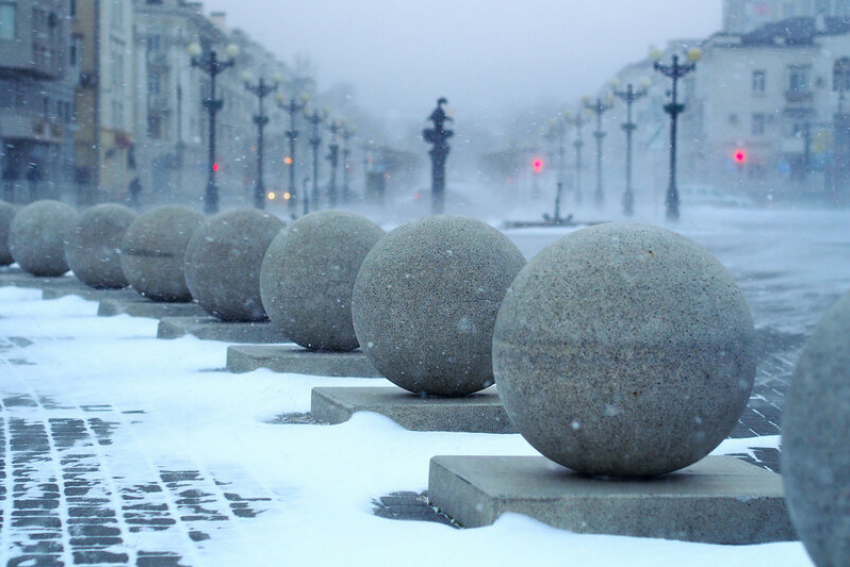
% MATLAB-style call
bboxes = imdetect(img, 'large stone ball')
[782,291,850,566]
[352,215,526,396]
[0,200,17,266]
[9,200,78,276]
[184,208,285,321]
[260,210,384,351]
[493,222,756,478]
[119,205,205,301]
[65,203,137,288]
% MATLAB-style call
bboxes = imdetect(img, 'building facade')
[0,0,77,204]
[73,0,135,204]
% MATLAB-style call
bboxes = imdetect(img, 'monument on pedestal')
[783,290,850,566]
[119,205,205,302]
[65,203,137,289]
[429,222,794,542]
[9,200,78,277]
[229,210,384,375]
[312,215,526,431]
[170,208,287,343]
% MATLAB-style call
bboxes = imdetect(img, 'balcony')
[784,89,815,118]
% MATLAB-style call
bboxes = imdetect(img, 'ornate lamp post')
[188,42,239,214]
[341,124,355,204]
[653,47,701,221]
[565,110,588,205]
[242,72,279,210]
[305,108,327,210]
[543,114,569,222]
[326,120,341,207]
[422,97,453,215]
[584,95,614,209]
[277,93,308,215]
[613,79,649,216]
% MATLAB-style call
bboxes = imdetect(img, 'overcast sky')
[203,0,722,119]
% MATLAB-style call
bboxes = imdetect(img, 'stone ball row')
[1,200,758,483]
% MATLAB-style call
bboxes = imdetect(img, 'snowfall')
[1,204,848,566]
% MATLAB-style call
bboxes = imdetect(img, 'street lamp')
[341,123,355,204]
[188,41,239,214]
[565,109,588,205]
[423,97,453,215]
[242,72,279,210]
[653,47,701,221]
[613,79,649,216]
[543,114,568,223]
[277,92,308,215]
[326,120,341,207]
[584,94,614,209]
[305,108,327,210]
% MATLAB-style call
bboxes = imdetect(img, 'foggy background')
[203,1,721,118]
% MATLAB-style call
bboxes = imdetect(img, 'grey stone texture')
[260,210,384,351]
[782,290,850,566]
[493,222,756,478]
[227,345,382,377]
[157,316,289,343]
[352,215,526,396]
[65,203,138,289]
[0,200,17,265]
[9,200,78,276]
[119,206,205,301]
[428,455,795,543]
[184,208,285,322]
[311,386,515,433]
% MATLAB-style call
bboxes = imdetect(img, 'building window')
[752,70,766,93]
[147,116,161,139]
[789,64,811,92]
[0,3,16,40]
[752,113,766,136]
[834,58,850,92]
[70,0,76,17]
[147,33,160,51]
[147,72,160,95]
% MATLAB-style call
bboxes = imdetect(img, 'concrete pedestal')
[0,270,70,290]
[98,297,206,319]
[157,316,289,343]
[227,345,382,377]
[41,281,139,301]
[311,386,516,433]
[428,455,796,544]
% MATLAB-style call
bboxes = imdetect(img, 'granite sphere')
[65,203,137,288]
[260,210,384,351]
[493,222,756,478]
[782,290,850,566]
[9,200,78,276]
[184,208,285,321]
[352,215,526,396]
[0,200,17,266]
[119,205,205,301]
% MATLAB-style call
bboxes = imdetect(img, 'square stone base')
[428,455,796,544]
[157,316,289,343]
[227,345,382,377]
[98,297,207,319]
[41,281,139,301]
[311,386,516,433]
[0,271,74,290]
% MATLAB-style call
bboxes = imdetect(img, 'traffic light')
[532,158,544,173]
[733,150,747,164]
[212,162,220,172]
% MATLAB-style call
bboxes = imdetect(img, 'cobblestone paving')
[0,334,273,567]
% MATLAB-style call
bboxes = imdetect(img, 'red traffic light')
[733,150,746,164]
[212,163,220,172]
[532,158,544,173]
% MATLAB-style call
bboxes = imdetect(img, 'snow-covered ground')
[2,204,846,566]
